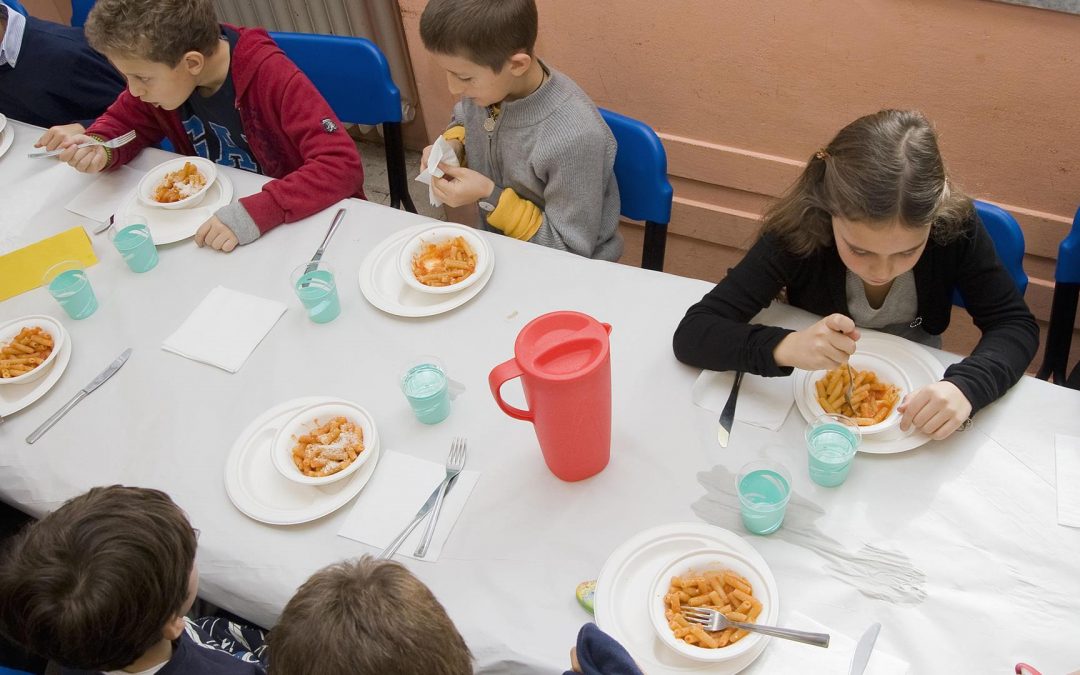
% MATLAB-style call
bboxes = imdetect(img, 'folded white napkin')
[746,612,908,674]
[1056,433,1080,528]
[338,450,479,562]
[414,135,461,207]
[64,166,144,223]
[691,370,795,431]
[162,286,286,373]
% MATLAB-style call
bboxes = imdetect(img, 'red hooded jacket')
[87,26,365,239]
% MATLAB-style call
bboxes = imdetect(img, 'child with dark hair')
[673,109,1037,440]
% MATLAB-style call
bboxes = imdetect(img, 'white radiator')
[212,0,417,121]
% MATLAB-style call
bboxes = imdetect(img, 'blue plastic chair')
[4,0,27,16]
[0,667,35,675]
[1037,204,1080,385]
[599,108,673,271]
[269,31,415,213]
[70,0,94,27]
[953,200,1029,306]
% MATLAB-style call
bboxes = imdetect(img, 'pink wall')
[399,0,1080,331]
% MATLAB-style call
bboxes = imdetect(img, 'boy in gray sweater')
[419,0,623,261]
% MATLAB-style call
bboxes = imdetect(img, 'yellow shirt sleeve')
[486,188,543,241]
[442,125,466,143]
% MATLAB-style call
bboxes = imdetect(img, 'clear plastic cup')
[109,222,158,273]
[806,414,862,487]
[42,260,98,320]
[400,356,451,424]
[290,261,340,324]
[736,460,792,535]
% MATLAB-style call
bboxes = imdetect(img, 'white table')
[2,119,1078,674]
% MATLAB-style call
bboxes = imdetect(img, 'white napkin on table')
[1056,433,1080,528]
[338,450,479,562]
[162,286,286,373]
[691,369,795,431]
[64,166,145,223]
[746,612,908,674]
[414,135,461,207]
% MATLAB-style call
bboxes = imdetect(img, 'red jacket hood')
[226,24,284,100]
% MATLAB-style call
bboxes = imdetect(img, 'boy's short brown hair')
[0,485,197,670]
[84,0,221,66]
[269,556,472,675]
[420,0,538,71]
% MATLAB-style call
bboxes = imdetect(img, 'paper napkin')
[64,165,144,223]
[0,227,97,302]
[338,450,479,562]
[414,135,461,207]
[746,612,908,674]
[691,369,795,431]
[162,286,286,373]
[1056,433,1080,528]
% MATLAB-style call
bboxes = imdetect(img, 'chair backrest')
[70,0,94,27]
[599,108,673,225]
[4,0,27,16]
[973,200,1029,296]
[1057,204,1080,284]
[269,31,401,126]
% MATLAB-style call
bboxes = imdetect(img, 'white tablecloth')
[2,120,1078,673]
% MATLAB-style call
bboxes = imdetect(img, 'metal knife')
[301,208,346,281]
[26,348,133,444]
[377,473,460,560]
[716,370,744,447]
[848,622,881,675]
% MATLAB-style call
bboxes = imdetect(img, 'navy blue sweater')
[0,14,124,127]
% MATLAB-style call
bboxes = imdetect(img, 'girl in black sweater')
[673,109,1038,440]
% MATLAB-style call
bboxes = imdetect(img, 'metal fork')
[681,606,830,647]
[414,437,467,557]
[28,130,136,159]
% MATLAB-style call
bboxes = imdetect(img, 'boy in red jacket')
[37,0,364,253]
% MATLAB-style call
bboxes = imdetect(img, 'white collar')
[0,2,27,67]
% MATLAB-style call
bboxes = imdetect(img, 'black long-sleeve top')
[672,215,1039,416]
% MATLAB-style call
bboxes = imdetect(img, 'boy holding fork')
[37,0,364,253]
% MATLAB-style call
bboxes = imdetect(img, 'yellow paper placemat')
[0,227,98,302]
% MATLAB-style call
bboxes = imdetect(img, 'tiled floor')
[358,138,445,221]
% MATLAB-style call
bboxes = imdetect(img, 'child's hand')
[35,124,87,151]
[898,381,971,440]
[52,134,108,173]
[194,216,239,252]
[421,139,464,169]
[773,313,860,370]
[569,646,582,673]
[421,143,434,170]
[431,164,494,208]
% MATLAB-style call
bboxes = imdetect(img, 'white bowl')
[398,225,489,295]
[0,315,66,385]
[804,352,909,438]
[137,157,217,210]
[649,547,776,663]
[271,401,379,486]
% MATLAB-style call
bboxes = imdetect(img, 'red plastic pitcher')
[488,311,613,482]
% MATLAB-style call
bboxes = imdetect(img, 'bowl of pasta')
[0,316,65,385]
[805,354,910,437]
[137,157,217,210]
[649,548,775,663]
[271,401,379,486]
[398,225,488,295]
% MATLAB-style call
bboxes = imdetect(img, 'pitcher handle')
[489,358,534,421]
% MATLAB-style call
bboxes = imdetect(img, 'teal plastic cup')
[400,357,451,425]
[806,414,862,487]
[42,260,98,320]
[109,223,158,273]
[736,461,792,535]
[291,262,341,324]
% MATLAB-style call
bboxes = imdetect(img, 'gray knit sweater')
[450,65,623,261]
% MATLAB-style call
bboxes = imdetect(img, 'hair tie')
[815,149,829,160]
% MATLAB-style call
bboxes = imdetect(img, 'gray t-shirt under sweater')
[451,64,623,261]
[845,270,942,348]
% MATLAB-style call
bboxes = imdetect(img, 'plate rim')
[224,396,381,525]
[0,124,14,160]
[116,170,235,244]
[358,222,495,318]
[0,315,72,416]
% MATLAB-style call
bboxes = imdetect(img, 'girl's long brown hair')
[761,109,973,256]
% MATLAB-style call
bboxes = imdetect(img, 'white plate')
[595,522,778,675]
[358,223,495,317]
[115,172,234,245]
[792,332,946,454]
[0,112,7,136]
[225,396,382,525]
[0,125,14,161]
[0,319,71,417]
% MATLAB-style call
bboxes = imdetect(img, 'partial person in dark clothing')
[673,109,1038,441]
[0,501,45,674]
[0,2,124,127]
